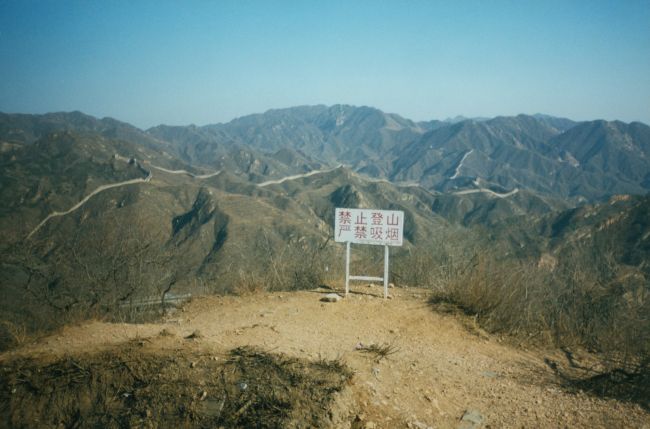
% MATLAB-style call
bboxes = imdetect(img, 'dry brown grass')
[228,232,333,294]
[0,343,353,428]
[0,320,30,350]
[427,250,649,406]
[355,342,400,362]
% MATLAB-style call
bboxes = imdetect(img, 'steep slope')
[549,120,650,194]
[391,116,566,193]
[539,194,650,275]
[487,194,650,280]
[0,130,151,243]
[431,188,569,226]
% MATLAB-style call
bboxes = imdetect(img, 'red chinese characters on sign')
[385,227,399,241]
[335,208,403,246]
[354,212,367,239]
[386,213,400,226]
[385,213,400,242]
[337,210,351,237]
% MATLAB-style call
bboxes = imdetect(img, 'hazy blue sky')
[1,1,649,128]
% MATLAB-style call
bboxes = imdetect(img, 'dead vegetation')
[0,342,353,428]
[0,216,181,351]
[425,245,650,409]
[355,342,400,362]
[227,230,334,294]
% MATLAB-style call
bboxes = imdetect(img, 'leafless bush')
[429,244,649,385]
[0,214,180,344]
[0,320,30,350]
[226,229,333,294]
[392,227,481,289]
[356,342,400,362]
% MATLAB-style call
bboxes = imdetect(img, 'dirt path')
[4,287,647,428]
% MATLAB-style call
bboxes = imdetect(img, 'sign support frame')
[344,242,390,299]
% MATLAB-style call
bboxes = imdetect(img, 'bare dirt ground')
[3,285,649,428]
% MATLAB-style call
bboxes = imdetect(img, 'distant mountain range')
[0,105,648,344]
[3,106,649,204]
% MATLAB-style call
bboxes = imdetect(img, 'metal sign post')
[336,208,404,299]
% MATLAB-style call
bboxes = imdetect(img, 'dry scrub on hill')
[424,244,649,407]
[226,231,334,294]
[0,342,353,428]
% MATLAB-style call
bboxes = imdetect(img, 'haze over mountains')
[1,105,649,344]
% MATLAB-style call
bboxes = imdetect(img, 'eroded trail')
[4,287,646,428]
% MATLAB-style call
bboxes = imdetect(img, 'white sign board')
[335,208,404,246]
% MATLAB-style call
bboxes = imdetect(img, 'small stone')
[321,293,342,303]
[190,361,196,368]
[364,422,376,429]
[184,330,202,340]
[389,282,395,288]
[458,409,483,429]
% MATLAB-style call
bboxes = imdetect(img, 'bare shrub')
[0,320,30,350]
[232,269,267,296]
[0,212,181,344]
[225,229,333,294]
[356,342,400,362]
[428,242,650,397]
[392,227,482,289]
